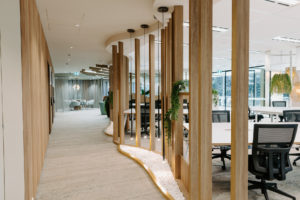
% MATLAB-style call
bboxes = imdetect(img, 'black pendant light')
[141,24,149,138]
[127,28,135,140]
[157,6,168,160]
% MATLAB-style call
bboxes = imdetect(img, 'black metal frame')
[248,124,298,200]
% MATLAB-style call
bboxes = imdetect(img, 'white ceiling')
[36,0,156,73]
[36,0,300,73]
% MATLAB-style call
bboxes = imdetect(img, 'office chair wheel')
[222,165,226,170]
[293,161,297,166]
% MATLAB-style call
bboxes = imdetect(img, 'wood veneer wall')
[20,0,53,199]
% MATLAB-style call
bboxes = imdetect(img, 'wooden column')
[231,0,249,199]
[119,42,125,144]
[172,5,184,179]
[166,20,173,164]
[149,34,156,150]
[189,0,213,199]
[112,45,119,142]
[135,39,141,147]
[109,65,113,120]
[125,57,130,131]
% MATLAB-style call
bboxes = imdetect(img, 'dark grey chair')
[248,124,298,200]
[272,101,286,122]
[212,110,231,170]
[248,107,264,122]
[283,110,300,166]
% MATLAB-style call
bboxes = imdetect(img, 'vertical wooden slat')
[119,42,125,144]
[166,20,173,165]
[112,45,119,142]
[125,57,130,131]
[109,65,113,119]
[231,0,249,199]
[189,0,213,199]
[172,5,184,179]
[20,0,53,198]
[149,34,156,150]
[135,39,141,147]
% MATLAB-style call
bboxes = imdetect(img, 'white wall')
[0,0,25,199]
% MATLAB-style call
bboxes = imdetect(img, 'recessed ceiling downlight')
[273,36,300,43]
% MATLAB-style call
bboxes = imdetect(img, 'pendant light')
[141,24,149,138]
[127,28,135,140]
[157,6,168,160]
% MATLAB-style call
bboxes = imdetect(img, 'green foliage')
[164,80,186,143]
[141,89,150,96]
[270,74,292,94]
[109,91,113,107]
[212,89,219,106]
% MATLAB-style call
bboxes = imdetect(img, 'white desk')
[183,122,300,145]
[251,107,300,122]
[124,109,189,115]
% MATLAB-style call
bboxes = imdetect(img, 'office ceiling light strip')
[273,36,300,43]
[265,0,300,6]
[183,22,228,32]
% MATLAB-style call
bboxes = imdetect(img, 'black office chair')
[272,101,286,122]
[248,107,264,122]
[248,124,298,200]
[283,110,300,166]
[141,103,150,135]
[212,110,231,170]
[129,99,135,109]
[155,100,161,109]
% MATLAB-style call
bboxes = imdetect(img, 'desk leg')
[271,114,273,122]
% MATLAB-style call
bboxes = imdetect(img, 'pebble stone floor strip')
[120,145,185,200]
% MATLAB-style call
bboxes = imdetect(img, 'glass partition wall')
[212,66,265,109]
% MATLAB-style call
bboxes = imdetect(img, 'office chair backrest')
[283,110,300,122]
[155,100,161,109]
[272,101,286,107]
[212,110,230,123]
[253,124,297,148]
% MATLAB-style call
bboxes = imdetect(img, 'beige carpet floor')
[36,109,164,200]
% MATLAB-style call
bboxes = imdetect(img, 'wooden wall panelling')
[20,0,53,199]
[149,34,156,150]
[189,0,213,199]
[135,39,141,147]
[112,45,119,142]
[172,6,184,179]
[119,42,125,144]
[231,0,250,199]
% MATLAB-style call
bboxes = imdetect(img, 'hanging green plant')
[164,80,186,143]
[270,73,292,94]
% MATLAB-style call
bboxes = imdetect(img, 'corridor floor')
[36,109,164,200]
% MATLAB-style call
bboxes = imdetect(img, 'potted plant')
[212,89,219,108]
[270,73,292,94]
